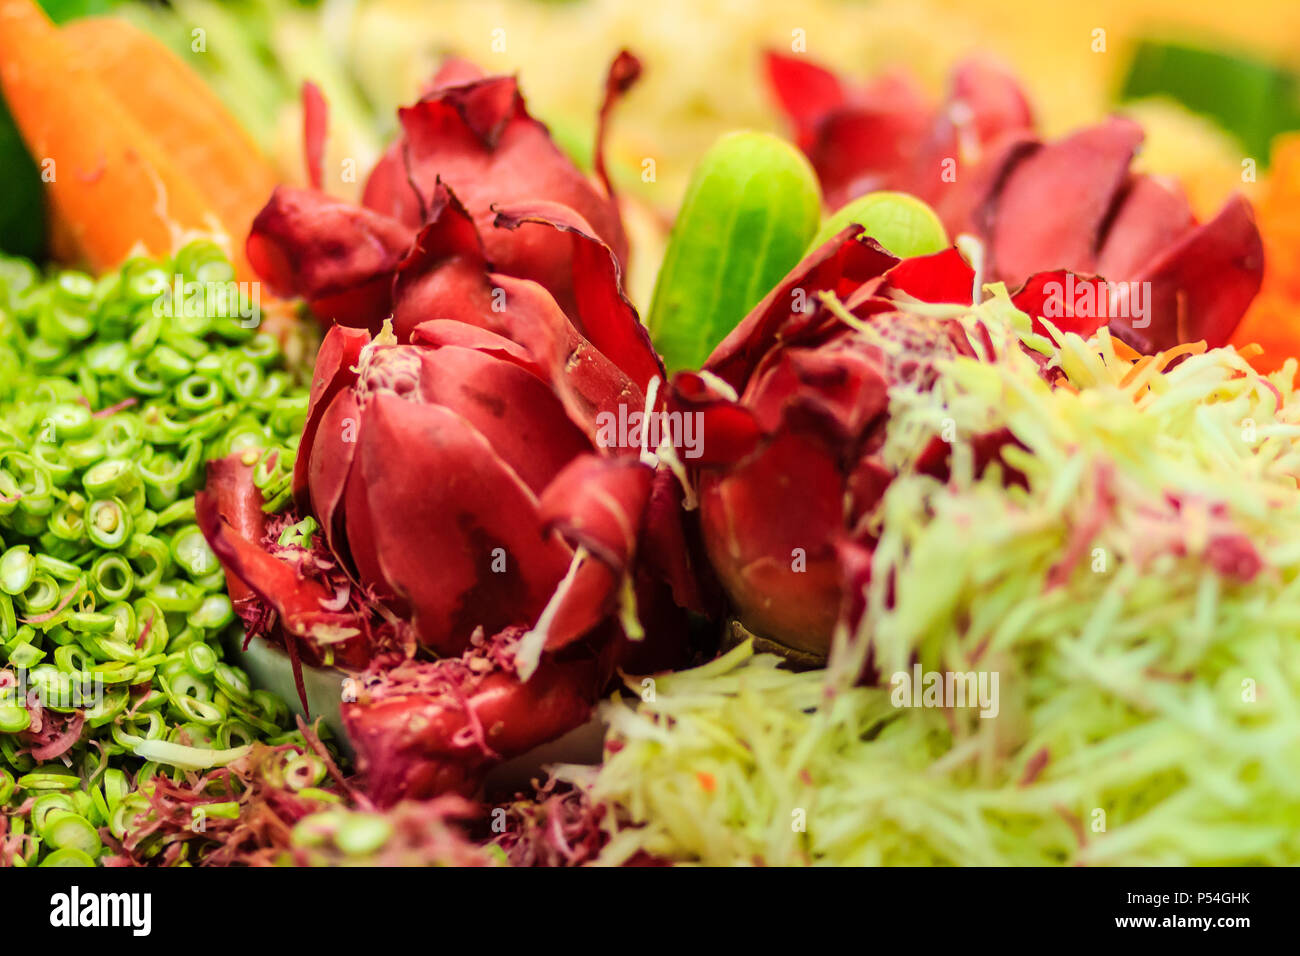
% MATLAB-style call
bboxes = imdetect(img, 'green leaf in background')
[648,131,820,373]
[0,97,44,260]
[1121,40,1300,165]
[37,0,121,23]
[0,2,128,260]
[809,191,948,258]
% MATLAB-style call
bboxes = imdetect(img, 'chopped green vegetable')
[0,241,316,866]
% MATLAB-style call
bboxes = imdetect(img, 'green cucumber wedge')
[810,191,948,259]
[647,131,820,373]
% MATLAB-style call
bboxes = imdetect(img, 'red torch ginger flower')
[766,52,1264,353]
[200,57,703,805]
[671,227,1097,658]
[247,52,641,338]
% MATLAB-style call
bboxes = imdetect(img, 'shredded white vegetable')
[568,291,1300,865]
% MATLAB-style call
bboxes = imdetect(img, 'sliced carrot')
[61,17,277,274]
[1151,340,1207,372]
[0,0,227,272]
[1119,356,1154,389]
[1109,337,1143,364]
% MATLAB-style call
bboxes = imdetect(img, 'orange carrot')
[61,17,277,273]
[0,0,228,272]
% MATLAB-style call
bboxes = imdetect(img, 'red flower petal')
[984,117,1144,282]
[246,186,415,326]
[295,323,369,507]
[706,229,898,391]
[345,654,601,804]
[1124,194,1264,351]
[900,58,1034,216]
[414,344,592,497]
[196,464,346,644]
[493,200,664,391]
[356,392,574,655]
[1095,175,1195,280]
[881,246,975,305]
[764,50,848,145]
[698,420,846,654]
[1011,271,1111,340]
[538,455,653,572]
[398,71,629,289]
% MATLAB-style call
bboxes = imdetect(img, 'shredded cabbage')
[571,299,1300,865]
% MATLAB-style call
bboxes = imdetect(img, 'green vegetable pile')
[572,295,1300,866]
[0,241,315,866]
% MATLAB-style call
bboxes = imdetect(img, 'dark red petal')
[344,655,600,804]
[389,183,647,436]
[302,80,328,191]
[398,73,629,286]
[901,59,1035,232]
[948,57,1035,148]
[493,200,664,391]
[340,461,404,613]
[410,319,541,375]
[357,392,573,654]
[930,132,1038,238]
[745,345,890,437]
[1122,194,1264,351]
[295,323,369,507]
[668,372,765,466]
[766,52,930,210]
[415,345,592,496]
[538,455,653,571]
[916,426,1028,489]
[246,186,415,327]
[698,421,845,654]
[200,455,268,606]
[1095,175,1195,281]
[846,456,892,532]
[530,456,657,651]
[492,275,648,445]
[197,478,341,641]
[985,117,1144,283]
[705,228,898,392]
[308,387,361,559]
[808,104,930,211]
[639,466,711,615]
[389,181,498,341]
[536,559,621,652]
[360,141,421,226]
[764,50,847,145]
